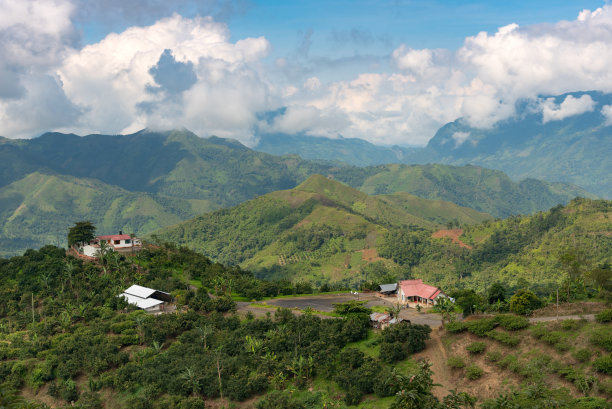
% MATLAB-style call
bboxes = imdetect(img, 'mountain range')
[254,91,612,198]
[0,129,593,256]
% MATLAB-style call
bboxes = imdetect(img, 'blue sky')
[2,0,612,145]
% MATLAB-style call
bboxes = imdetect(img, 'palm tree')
[196,325,213,350]
[179,368,200,396]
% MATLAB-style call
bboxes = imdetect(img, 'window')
[114,240,120,245]
[125,239,131,244]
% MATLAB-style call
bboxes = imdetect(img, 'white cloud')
[540,94,596,123]
[56,14,271,144]
[452,131,471,147]
[4,3,612,145]
[602,104,612,125]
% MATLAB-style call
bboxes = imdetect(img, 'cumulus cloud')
[0,0,79,136]
[602,104,612,125]
[268,4,612,144]
[540,94,596,123]
[4,2,612,145]
[56,14,271,143]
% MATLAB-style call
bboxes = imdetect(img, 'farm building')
[378,283,398,296]
[119,285,172,313]
[369,312,405,329]
[79,231,142,258]
[397,279,448,306]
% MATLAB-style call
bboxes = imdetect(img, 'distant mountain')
[0,128,593,256]
[419,91,612,198]
[355,163,594,218]
[154,175,491,283]
[254,133,415,166]
[253,92,612,199]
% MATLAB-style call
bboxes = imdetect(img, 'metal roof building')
[119,285,171,312]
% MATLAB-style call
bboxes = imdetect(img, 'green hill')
[390,198,612,295]
[0,128,594,256]
[155,175,491,286]
[356,164,595,218]
[0,172,213,256]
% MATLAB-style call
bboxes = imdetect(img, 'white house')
[119,285,172,313]
[77,231,142,258]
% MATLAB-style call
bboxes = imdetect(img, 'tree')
[68,221,96,247]
[487,283,506,304]
[509,289,542,315]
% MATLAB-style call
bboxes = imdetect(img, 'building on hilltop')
[397,279,448,306]
[119,284,172,313]
[77,230,142,259]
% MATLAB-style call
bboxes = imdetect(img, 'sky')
[1,0,612,146]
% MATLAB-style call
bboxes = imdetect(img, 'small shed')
[119,285,172,313]
[378,283,398,296]
[370,312,391,329]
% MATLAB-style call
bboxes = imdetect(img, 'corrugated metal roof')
[120,293,164,309]
[379,283,397,292]
[123,285,158,298]
[370,312,390,322]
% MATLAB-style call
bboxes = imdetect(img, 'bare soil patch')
[359,248,383,262]
[531,301,608,317]
[431,229,472,249]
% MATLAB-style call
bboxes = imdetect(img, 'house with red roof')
[397,279,447,306]
[79,231,142,258]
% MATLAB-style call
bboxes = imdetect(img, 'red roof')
[97,234,132,241]
[398,279,444,300]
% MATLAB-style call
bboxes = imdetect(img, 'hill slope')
[154,175,491,285]
[356,164,594,218]
[0,128,594,255]
[0,172,213,256]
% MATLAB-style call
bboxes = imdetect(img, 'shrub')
[466,342,486,354]
[560,319,583,331]
[466,318,498,337]
[596,309,612,323]
[593,354,612,374]
[509,289,542,315]
[379,341,407,364]
[465,364,484,380]
[496,314,529,331]
[590,327,612,352]
[447,356,466,369]
[485,350,502,362]
[445,321,467,333]
[574,348,593,363]
[497,354,518,370]
[486,330,520,347]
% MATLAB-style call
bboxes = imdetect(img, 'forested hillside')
[0,129,592,256]
[155,175,491,286]
[158,192,611,299]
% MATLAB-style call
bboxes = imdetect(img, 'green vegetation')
[0,243,489,409]
[465,364,484,380]
[0,128,592,256]
[466,342,486,354]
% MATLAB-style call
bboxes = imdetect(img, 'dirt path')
[431,229,472,249]
[413,328,451,400]
[529,314,595,323]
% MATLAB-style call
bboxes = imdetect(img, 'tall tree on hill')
[67,221,96,247]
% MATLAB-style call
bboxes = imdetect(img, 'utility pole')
[31,293,35,323]
[556,288,559,321]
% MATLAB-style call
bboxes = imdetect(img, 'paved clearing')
[237,293,444,327]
